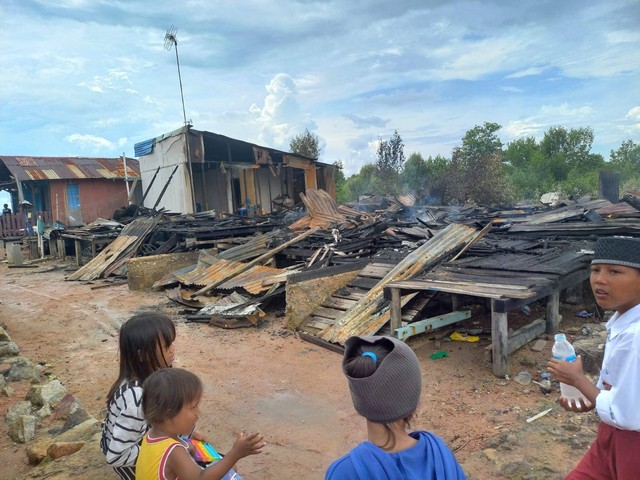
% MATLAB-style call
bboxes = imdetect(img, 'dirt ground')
[0,259,602,479]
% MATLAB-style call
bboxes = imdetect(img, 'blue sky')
[1,0,639,176]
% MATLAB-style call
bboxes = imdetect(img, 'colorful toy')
[179,438,244,480]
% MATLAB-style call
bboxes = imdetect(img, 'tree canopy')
[289,128,320,159]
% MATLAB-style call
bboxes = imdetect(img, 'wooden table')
[384,267,590,376]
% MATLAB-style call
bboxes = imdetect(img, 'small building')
[134,127,337,214]
[0,156,140,227]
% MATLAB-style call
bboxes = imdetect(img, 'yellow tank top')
[136,433,186,480]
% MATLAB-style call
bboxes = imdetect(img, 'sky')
[1,1,639,177]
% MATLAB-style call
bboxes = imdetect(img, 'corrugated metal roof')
[134,138,155,157]
[0,156,140,181]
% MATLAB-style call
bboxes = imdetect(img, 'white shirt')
[101,380,147,467]
[595,303,640,431]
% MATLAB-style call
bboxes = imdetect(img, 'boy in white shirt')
[548,236,640,479]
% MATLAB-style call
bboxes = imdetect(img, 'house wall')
[255,166,284,214]
[202,167,230,214]
[138,132,193,214]
[79,179,130,222]
[49,179,130,225]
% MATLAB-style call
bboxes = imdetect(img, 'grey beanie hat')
[592,236,640,269]
[343,335,421,423]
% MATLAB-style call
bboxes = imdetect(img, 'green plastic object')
[429,350,449,360]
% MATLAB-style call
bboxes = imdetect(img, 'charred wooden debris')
[61,190,640,350]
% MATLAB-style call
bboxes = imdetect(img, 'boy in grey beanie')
[548,236,640,479]
[325,335,466,480]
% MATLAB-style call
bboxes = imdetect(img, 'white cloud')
[503,119,546,139]
[250,73,317,148]
[539,103,594,119]
[64,134,114,150]
[626,106,640,122]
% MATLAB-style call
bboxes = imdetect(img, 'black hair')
[142,368,203,425]
[106,312,176,405]
[344,338,413,451]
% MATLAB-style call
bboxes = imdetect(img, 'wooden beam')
[507,318,546,354]
[492,299,509,376]
[545,290,560,334]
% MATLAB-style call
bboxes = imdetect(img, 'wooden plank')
[311,306,342,319]
[507,318,546,354]
[288,260,368,284]
[298,331,344,354]
[347,277,380,289]
[321,297,357,310]
[332,290,366,301]
[359,264,394,278]
[307,316,335,329]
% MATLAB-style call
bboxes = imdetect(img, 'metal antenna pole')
[165,25,196,213]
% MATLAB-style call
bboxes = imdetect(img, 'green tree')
[402,152,429,193]
[610,140,640,172]
[375,130,405,194]
[343,163,383,200]
[333,160,348,203]
[289,128,320,159]
[402,153,449,202]
[444,122,510,205]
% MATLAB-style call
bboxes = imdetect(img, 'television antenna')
[164,25,189,127]
[164,25,196,212]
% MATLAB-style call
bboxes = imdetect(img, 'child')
[136,368,265,480]
[100,312,178,479]
[548,236,640,479]
[325,335,466,479]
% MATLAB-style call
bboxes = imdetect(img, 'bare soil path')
[0,260,599,479]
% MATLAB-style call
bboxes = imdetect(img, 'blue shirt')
[325,431,466,480]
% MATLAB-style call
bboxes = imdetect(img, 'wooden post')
[546,290,560,334]
[451,294,460,311]
[57,238,66,260]
[390,288,402,336]
[491,299,509,376]
[48,238,58,258]
[74,239,83,266]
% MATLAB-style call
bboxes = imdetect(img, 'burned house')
[134,127,337,215]
[0,156,140,231]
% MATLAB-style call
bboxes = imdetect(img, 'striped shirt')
[101,380,148,468]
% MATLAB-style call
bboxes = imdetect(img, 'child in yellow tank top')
[136,368,265,480]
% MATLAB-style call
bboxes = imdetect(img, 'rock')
[28,379,66,407]
[0,341,19,357]
[2,385,13,396]
[62,407,92,432]
[0,373,4,389]
[53,394,82,421]
[573,332,607,376]
[6,400,33,424]
[47,441,85,459]
[8,414,38,443]
[21,418,116,480]
[27,442,49,465]
[482,448,499,463]
[37,403,54,418]
[530,339,547,352]
[6,357,40,383]
[0,325,10,342]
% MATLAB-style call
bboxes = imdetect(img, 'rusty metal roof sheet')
[0,156,140,181]
[178,257,290,294]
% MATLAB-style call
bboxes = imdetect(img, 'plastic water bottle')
[552,334,591,408]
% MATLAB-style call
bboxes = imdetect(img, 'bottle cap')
[554,333,566,342]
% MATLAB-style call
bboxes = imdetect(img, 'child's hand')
[547,355,585,385]
[230,431,266,458]
[558,396,594,413]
